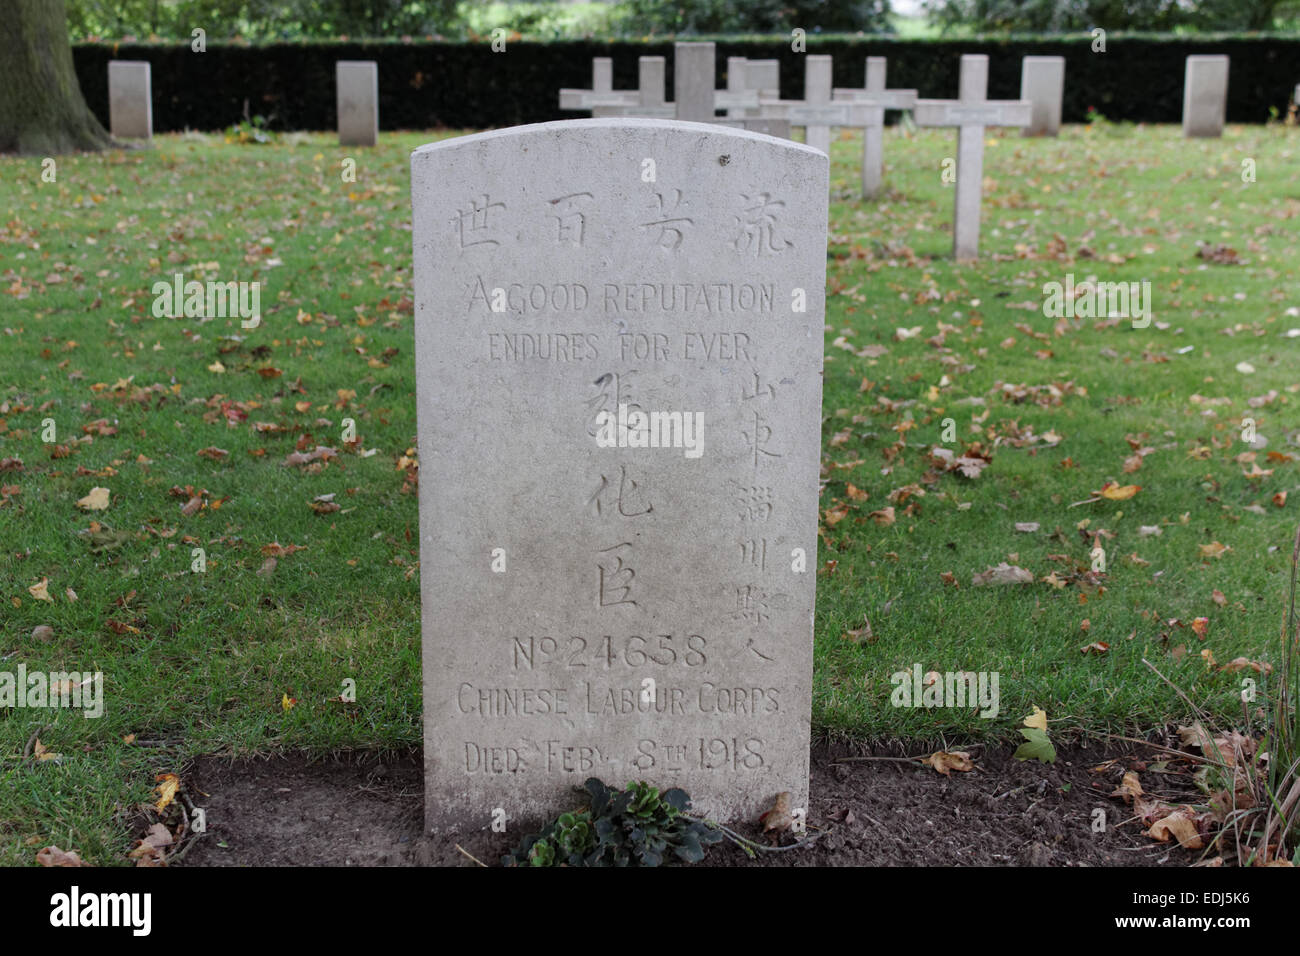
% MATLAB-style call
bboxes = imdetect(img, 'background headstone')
[1020,56,1065,136]
[411,118,828,831]
[833,57,917,197]
[337,60,379,147]
[108,60,152,140]
[1183,55,1229,138]
[674,42,717,122]
[914,55,1032,260]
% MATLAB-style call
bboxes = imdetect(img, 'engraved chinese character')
[741,370,779,403]
[597,542,638,609]
[732,192,793,257]
[588,464,654,518]
[452,194,506,250]
[740,538,768,571]
[741,409,783,471]
[639,189,694,251]
[735,484,774,522]
[733,584,770,625]
[584,371,640,439]
[548,192,594,246]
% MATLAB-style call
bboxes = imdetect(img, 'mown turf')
[0,119,1297,863]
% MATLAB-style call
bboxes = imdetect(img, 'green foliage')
[503,779,725,867]
[919,0,1295,32]
[615,0,893,34]
[1014,728,1057,764]
[65,0,461,40]
[223,113,275,143]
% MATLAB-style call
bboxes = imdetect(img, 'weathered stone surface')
[411,119,827,833]
[1020,56,1065,136]
[108,60,152,140]
[337,60,378,147]
[1183,55,1228,138]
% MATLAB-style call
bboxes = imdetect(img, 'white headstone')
[411,118,828,832]
[108,60,152,140]
[560,57,672,118]
[1183,55,1229,138]
[1020,56,1065,136]
[761,56,878,157]
[914,55,1032,261]
[336,60,378,147]
[675,42,717,122]
[833,56,918,197]
[672,43,758,122]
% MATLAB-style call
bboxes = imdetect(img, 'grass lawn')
[0,119,1297,864]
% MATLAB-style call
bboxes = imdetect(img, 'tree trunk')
[0,0,113,155]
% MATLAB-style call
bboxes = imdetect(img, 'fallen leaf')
[36,846,87,867]
[1111,771,1144,805]
[925,751,974,775]
[154,773,180,812]
[972,562,1034,586]
[76,487,111,511]
[759,791,793,832]
[27,578,53,602]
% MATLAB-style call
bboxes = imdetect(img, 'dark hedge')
[72,34,1300,133]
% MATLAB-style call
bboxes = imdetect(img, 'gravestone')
[914,55,1032,260]
[560,57,671,119]
[726,57,780,118]
[833,57,918,197]
[336,61,378,147]
[1183,55,1229,138]
[411,118,828,832]
[1020,56,1065,136]
[761,56,872,156]
[673,43,758,122]
[108,60,152,140]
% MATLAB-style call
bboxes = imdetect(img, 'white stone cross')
[833,56,917,197]
[727,57,780,118]
[913,54,1032,261]
[560,57,672,118]
[760,55,871,155]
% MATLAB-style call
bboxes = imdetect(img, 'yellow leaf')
[1099,482,1140,500]
[207,360,226,374]
[281,692,296,711]
[1023,706,1048,731]
[154,773,180,812]
[75,487,110,511]
[1199,541,1231,559]
[27,578,53,602]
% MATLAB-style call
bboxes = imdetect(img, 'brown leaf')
[759,791,793,832]
[36,846,88,867]
[925,751,974,775]
[196,446,229,461]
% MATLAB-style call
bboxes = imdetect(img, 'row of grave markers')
[102,48,1248,264]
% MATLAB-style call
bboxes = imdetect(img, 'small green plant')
[503,778,725,867]
[223,114,274,145]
